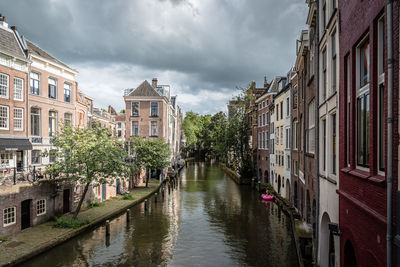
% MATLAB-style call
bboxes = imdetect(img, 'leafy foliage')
[181,86,254,182]
[53,216,90,229]
[46,122,131,218]
[130,136,170,187]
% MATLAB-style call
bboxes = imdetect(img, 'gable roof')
[26,39,74,70]
[129,80,161,97]
[0,27,26,59]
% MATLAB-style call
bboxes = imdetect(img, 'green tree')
[46,122,130,218]
[182,111,201,152]
[130,136,170,187]
[209,112,228,161]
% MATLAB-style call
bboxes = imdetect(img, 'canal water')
[21,161,298,267]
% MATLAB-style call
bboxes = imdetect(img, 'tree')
[182,111,201,152]
[209,112,228,161]
[130,136,170,187]
[46,122,130,218]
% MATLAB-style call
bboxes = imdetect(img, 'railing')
[0,165,53,186]
[32,137,43,143]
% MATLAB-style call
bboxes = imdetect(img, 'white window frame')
[0,73,9,99]
[131,120,139,136]
[13,107,23,131]
[13,77,23,101]
[3,207,16,227]
[0,151,12,166]
[150,121,158,137]
[0,105,9,130]
[131,102,139,117]
[36,199,46,216]
[150,102,158,117]
[307,100,315,154]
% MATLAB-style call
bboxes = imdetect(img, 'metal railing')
[0,165,52,186]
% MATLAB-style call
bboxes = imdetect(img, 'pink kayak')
[261,194,274,201]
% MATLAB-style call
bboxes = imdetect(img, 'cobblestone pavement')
[0,181,162,266]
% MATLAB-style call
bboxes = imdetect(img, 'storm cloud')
[0,0,308,114]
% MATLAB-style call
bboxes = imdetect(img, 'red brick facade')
[338,0,399,266]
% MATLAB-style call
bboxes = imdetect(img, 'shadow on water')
[19,161,298,267]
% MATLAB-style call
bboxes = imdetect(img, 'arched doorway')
[277,175,281,194]
[344,240,356,267]
[320,212,335,267]
[294,181,298,208]
[264,170,269,184]
[285,179,290,201]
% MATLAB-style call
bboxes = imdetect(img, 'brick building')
[26,39,78,169]
[317,0,340,265]
[255,86,272,185]
[338,0,399,266]
[0,17,32,177]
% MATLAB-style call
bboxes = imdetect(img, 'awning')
[0,138,33,151]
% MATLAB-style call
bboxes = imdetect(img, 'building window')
[0,151,11,166]
[262,113,265,126]
[131,121,138,136]
[30,72,40,95]
[309,29,314,77]
[64,83,71,102]
[286,97,290,116]
[331,113,336,174]
[266,112,269,124]
[0,105,9,130]
[377,16,385,172]
[131,102,139,116]
[280,102,283,120]
[3,207,16,226]
[276,105,279,120]
[287,155,290,169]
[13,107,23,131]
[49,111,57,137]
[322,119,326,171]
[266,131,269,149]
[258,132,261,149]
[293,121,298,150]
[262,131,265,149]
[14,77,23,101]
[48,78,57,99]
[280,126,283,145]
[359,39,370,88]
[150,102,158,117]
[32,150,41,164]
[31,108,40,136]
[346,55,351,166]
[36,199,46,216]
[293,85,298,109]
[331,30,337,93]
[150,121,158,137]
[0,73,9,98]
[286,128,290,149]
[78,112,84,127]
[276,128,279,144]
[117,122,122,128]
[322,48,327,100]
[356,92,370,167]
[49,149,56,163]
[64,113,72,127]
[307,100,315,153]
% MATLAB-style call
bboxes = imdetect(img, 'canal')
[21,161,298,267]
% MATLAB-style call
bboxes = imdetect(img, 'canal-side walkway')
[0,181,163,267]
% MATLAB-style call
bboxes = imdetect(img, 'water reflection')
[21,161,298,267]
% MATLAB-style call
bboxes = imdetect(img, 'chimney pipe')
[11,26,17,31]
[2,16,5,22]
[152,78,158,88]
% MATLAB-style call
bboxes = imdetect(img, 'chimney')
[264,76,269,88]
[0,15,7,28]
[152,78,158,88]
[11,26,17,31]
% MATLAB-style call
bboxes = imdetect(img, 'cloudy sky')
[1,0,308,115]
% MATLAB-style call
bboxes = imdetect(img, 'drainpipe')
[386,0,393,266]
[314,0,320,264]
